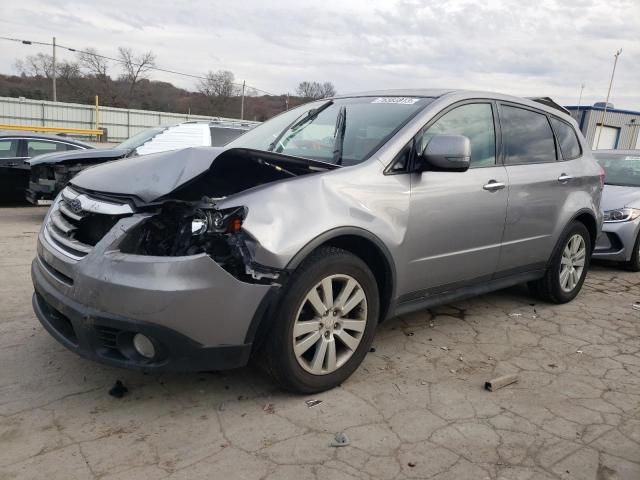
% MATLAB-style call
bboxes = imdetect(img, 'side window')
[501,105,557,164]
[64,143,83,151]
[0,139,19,158]
[549,117,582,160]
[419,103,496,168]
[26,140,60,157]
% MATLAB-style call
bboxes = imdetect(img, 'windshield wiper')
[268,100,334,152]
[332,105,347,165]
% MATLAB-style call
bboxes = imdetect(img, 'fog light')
[133,333,155,359]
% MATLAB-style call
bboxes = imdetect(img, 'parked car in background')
[0,131,92,201]
[593,150,640,271]
[31,89,602,393]
[26,120,256,204]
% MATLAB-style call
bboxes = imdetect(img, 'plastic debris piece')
[108,380,128,399]
[484,374,518,392]
[305,399,323,408]
[263,403,275,414]
[330,432,350,447]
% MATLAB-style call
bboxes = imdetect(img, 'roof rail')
[526,97,571,116]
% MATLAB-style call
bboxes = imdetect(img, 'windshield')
[227,96,433,166]
[117,127,166,151]
[594,152,640,187]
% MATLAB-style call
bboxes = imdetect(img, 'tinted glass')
[0,139,19,157]
[26,140,67,157]
[419,103,496,167]
[594,152,640,187]
[228,96,433,166]
[501,106,556,164]
[65,143,83,151]
[210,127,246,146]
[550,117,581,160]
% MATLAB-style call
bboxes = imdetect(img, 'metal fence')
[0,96,258,142]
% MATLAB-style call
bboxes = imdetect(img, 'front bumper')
[32,212,274,372]
[593,217,640,262]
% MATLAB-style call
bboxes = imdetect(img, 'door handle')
[483,180,506,192]
[558,174,573,183]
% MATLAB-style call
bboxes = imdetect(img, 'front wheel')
[262,246,379,393]
[529,222,592,303]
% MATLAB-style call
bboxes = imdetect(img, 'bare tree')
[295,81,336,100]
[78,48,109,78]
[198,70,238,98]
[117,47,156,102]
[14,53,55,78]
[197,70,238,114]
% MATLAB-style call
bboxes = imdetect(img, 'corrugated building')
[566,103,640,150]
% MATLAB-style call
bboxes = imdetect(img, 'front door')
[404,102,508,295]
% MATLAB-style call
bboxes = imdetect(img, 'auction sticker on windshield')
[371,97,421,105]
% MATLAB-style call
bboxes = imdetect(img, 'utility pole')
[577,83,585,110]
[52,36,57,102]
[240,80,245,120]
[595,49,622,149]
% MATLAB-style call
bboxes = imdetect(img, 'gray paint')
[28,147,130,166]
[34,89,603,352]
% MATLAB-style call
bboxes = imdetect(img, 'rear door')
[495,103,574,274]
[405,101,509,293]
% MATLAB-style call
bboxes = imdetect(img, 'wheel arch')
[572,209,598,252]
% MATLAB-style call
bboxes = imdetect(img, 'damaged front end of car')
[119,198,283,284]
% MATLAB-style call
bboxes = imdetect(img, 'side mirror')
[420,134,471,172]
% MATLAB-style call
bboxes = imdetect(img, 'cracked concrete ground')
[1,206,639,480]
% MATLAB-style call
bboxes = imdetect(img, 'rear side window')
[0,139,19,157]
[501,105,557,164]
[210,127,245,146]
[549,117,582,160]
[26,140,67,157]
[64,143,83,151]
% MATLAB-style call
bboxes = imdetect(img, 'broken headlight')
[191,207,246,235]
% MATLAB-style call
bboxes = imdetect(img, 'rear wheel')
[529,222,591,303]
[262,246,379,393]
[623,231,640,272]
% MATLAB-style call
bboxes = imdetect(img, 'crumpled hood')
[71,146,225,202]
[28,147,130,166]
[601,184,640,211]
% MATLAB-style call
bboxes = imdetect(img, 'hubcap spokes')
[560,234,586,292]
[293,274,367,375]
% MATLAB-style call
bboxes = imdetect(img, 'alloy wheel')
[559,233,586,293]
[292,274,368,375]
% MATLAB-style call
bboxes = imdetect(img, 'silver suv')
[31,90,603,393]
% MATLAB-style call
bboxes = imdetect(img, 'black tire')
[262,246,379,393]
[528,221,592,303]
[623,231,640,272]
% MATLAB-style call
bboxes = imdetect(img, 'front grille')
[95,325,121,350]
[44,187,133,259]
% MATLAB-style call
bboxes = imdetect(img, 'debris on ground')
[429,322,435,328]
[576,350,583,354]
[330,432,350,447]
[484,374,518,392]
[440,346,449,351]
[405,331,414,336]
[548,363,558,368]
[408,461,417,467]
[632,303,640,311]
[263,403,275,414]
[457,354,464,362]
[508,312,522,318]
[305,400,322,408]
[108,380,128,399]
[369,347,376,352]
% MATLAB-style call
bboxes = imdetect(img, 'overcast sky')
[1,0,638,109]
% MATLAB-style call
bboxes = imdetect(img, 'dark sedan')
[0,132,92,201]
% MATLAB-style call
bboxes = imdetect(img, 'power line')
[0,35,279,96]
